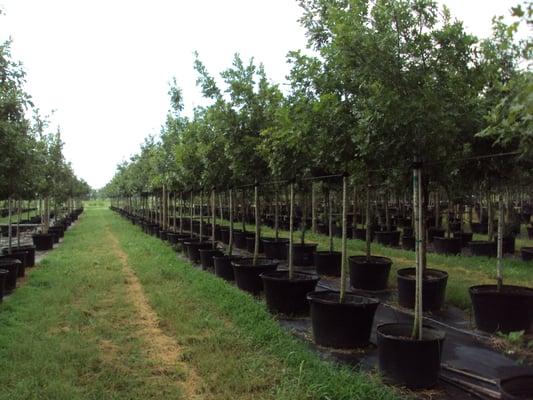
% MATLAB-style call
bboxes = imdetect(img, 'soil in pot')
[397,268,448,311]
[262,238,289,260]
[375,231,401,247]
[198,248,224,270]
[213,255,241,281]
[287,243,318,267]
[231,258,279,295]
[499,374,533,400]
[261,271,319,316]
[377,323,445,389]
[469,240,497,258]
[32,233,54,251]
[469,285,533,334]
[314,251,341,277]
[521,247,533,262]
[349,256,392,291]
[0,258,20,294]
[307,290,379,348]
[401,235,415,251]
[432,237,461,255]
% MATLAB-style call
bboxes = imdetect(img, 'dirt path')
[106,229,203,399]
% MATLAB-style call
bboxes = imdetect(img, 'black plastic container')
[220,228,230,244]
[184,241,211,264]
[6,245,36,267]
[375,230,400,247]
[494,235,516,255]
[261,238,289,260]
[32,233,54,251]
[314,251,341,276]
[469,240,497,258]
[1,249,27,277]
[0,269,8,300]
[0,258,20,294]
[432,237,461,255]
[452,231,473,247]
[176,236,197,253]
[245,236,264,254]
[401,235,415,251]
[234,231,254,250]
[427,227,445,243]
[231,258,279,295]
[528,226,533,240]
[377,323,445,389]
[469,285,533,334]
[349,256,392,291]
[397,268,448,311]
[49,225,65,239]
[261,271,319,315]
[198,248,223,270]
[158,230,168,241]
[287,243,318,267]
[307,290,379,349]
[213,255,240,281]
[521,247,533,262]
[499,374,533,400]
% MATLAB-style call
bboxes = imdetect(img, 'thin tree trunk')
[497,194,503,291]
[412,160,423,340]
[288,184,294,280]
[365,185,371,258]
[339,176,348,303]
[229,189,234,256]
[212,189,216,249]
[328,190,334,253]
[311,182,316,233]
[253,185,260,266]
[274,187,279,240]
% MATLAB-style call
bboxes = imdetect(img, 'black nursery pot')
[213,255,241,281]
[261,238,289,260]
[260,271,319,316]
[245,236,264,254]
[198,248,223,270]
[307,290,379,349]
[401,235,415,251]
[499,374,533,400]
[469,285,533,334]
[374,230,400,247]
[469,240,497,258]
[32,233,54,251]
[287,243,318,267]
[49,225,65,238]
[158,230,168,241]
[1,250,27,277]
[233,230,253,250]
[176,236,197,253]
[184,241,211,264]
[397,268,448,311]
[377,323,445,389]
[427,227,445,243]
[432,236,461,255]
[8,245,36,267]
[527,226,533,240]
[349,255,392,291]
[231,258,279,295]
[0,258,21,294]
[494,235,516,255]
[314,251,341,276]
[220,228,230,244]
[453,231,473,247]
[0,269,8,300]
[521,247,533,262]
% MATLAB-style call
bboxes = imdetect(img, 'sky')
[0,0,527,189]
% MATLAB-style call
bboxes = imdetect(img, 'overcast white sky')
[0,0,526,188]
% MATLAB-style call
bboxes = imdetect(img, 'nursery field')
[0,204,399,400]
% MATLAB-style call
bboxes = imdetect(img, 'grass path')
[0,205,401,400]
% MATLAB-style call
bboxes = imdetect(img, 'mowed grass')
[218,220,533,310]
[0,206,403,400]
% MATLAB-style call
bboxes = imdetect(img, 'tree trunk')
[365,185,371,258]
[339,176,348,304]
[274,187,279,240]
[328,189,334,253]
[253,186,260,266]
[212,189,216,249]
[412,161,423,340]
[497,194,503,291]
[288,184,294,280]
[229,189,234,257]
[488,194,494,241]
[199,191,203,242]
